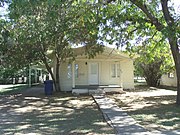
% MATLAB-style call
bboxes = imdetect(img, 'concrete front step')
[72,89,105,95]
[72,86,123,95]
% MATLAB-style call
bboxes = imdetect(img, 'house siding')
[160,72,177,87]
[59,62,72,91]
[52,47,135,91]
[73,60,122,86]
[75,61,88,85]
[121,60,134,89]
[100,61,121,85]
[57,58,134,91]
[100,61,110,85]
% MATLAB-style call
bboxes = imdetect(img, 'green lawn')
[0,84,28,95]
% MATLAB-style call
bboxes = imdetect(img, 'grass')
[128,96,180,131]
[0,88,114,135]
[108,85,180,131]
[0,84,28,95]
[157,85,177,91]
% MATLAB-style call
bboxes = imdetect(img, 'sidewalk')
[92,95,180,135]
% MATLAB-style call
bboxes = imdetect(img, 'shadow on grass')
[0,87,114,135]
[127,95,180,131]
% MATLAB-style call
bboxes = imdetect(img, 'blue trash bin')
[44,80,53,95]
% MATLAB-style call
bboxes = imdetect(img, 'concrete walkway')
[92,95,180,135]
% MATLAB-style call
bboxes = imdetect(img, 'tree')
[104,0,180,105]
[134,35,174,86]
[8,0,104,92]
[0,16,28,84]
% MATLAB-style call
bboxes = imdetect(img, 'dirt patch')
[0,86,114,135]
[108,85,180,131]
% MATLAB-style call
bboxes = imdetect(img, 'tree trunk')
[141,61,162,87]
[145,77,159,87]
[168,37,180,105]
[160,0,180,105]
[176,69,180,105]
[41,56,59,92]
[55,57,61,92]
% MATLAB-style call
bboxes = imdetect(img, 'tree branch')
[129,0,164,31]
[161,0,174,26]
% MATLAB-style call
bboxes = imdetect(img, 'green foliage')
[0,68,14,84]
[133,33,174,86]
[0,66,28,84]
[100,0,179,50]
[8,0,104,64]
[0,19,9,54]
[101,0,179,88]
[7,0,106,91]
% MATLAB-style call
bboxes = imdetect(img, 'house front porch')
[72,85,124,95]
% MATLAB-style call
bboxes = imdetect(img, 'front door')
[88,62,99,85]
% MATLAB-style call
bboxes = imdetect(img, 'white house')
[160,71,177,87]
[52,46,135,93]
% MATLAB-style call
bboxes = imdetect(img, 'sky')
[0,3,8,19]
[170,0,180,14]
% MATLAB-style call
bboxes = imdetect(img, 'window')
[168,72,174,78]
[91,63,98,74]
[117,64,120,77]
[68,64,79,79]
[111,63,120,78]
[75,64,79,78]
[67,64,72,79]
[111,64,116,78]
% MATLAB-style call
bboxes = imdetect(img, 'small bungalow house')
[52,46,134,93]
[160,71,177,87]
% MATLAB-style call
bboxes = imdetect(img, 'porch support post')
[34,69,37,83]
[28,65,31,87]
[72,61,75,88]
[40,69,43,83]
[120,69,123,87]
[119,62,123,88]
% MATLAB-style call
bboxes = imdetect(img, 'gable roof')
[73,45,132,60]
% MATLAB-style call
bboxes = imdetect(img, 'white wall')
[100,61,121,85]
[75,61,88,85]
[160,72,177,87]
[59,62,72,91]
[121,60,134,89]
[74,60,123,86]
[57,58,134,91]
[52,49,136,91]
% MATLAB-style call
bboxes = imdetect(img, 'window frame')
[111,63,120,78]
[168,72,174,78]
[67,64,72,79]
[75,64,79,78]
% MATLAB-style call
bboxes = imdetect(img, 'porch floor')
[72,85,123,95]
[74,85,122,89]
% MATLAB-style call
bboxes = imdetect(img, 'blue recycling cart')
[44,80,53,95]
